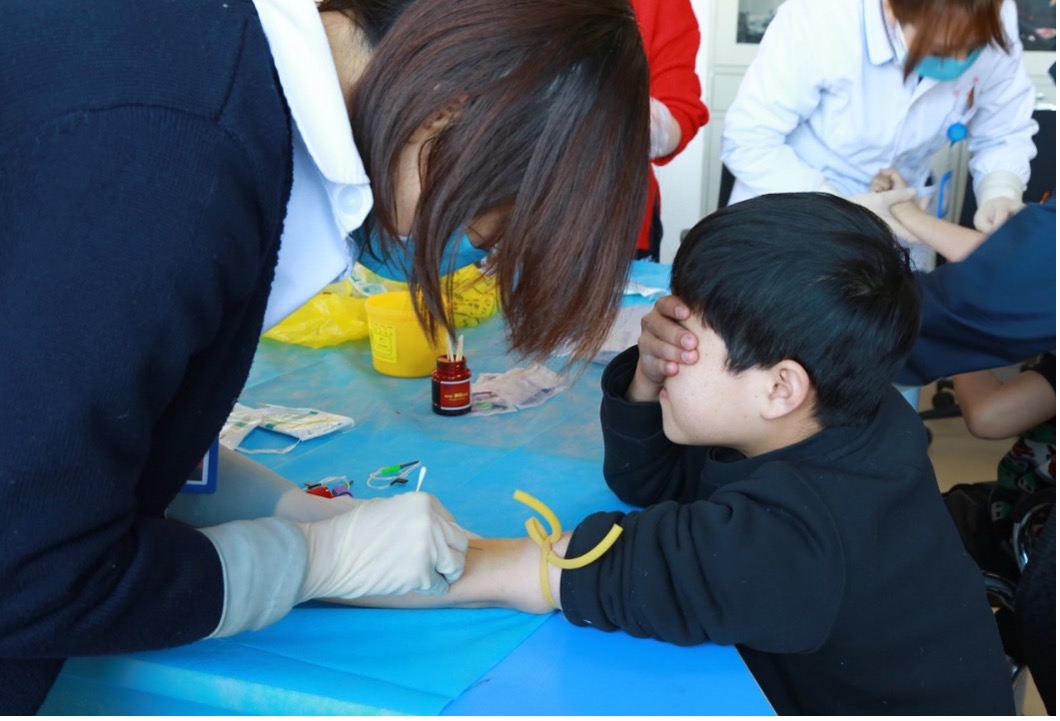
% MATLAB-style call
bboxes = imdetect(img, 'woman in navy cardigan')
[0,0,649,711]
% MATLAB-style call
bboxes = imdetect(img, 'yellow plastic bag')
[263,280,369,348]
[447,264,501,328]
[263,264,500,348]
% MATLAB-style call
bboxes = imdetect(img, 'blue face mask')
[351,225,489,282]
[888,20,982,82]
[916,47,983,82]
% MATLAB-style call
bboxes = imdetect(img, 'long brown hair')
[333,0,649,362]
[889,0,1008,78]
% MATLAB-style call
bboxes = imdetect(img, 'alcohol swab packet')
[223,403,355,454]
[470,364,566,415]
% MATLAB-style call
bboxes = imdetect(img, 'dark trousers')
[944,483,1055,713]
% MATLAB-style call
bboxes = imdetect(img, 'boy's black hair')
[671,192,921,427]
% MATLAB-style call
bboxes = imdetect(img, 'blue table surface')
[42,262,773,715]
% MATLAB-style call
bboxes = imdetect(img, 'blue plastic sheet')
[42,263,769,715]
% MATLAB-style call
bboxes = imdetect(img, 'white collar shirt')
[252,0,372,330]
[720,0,1036,207]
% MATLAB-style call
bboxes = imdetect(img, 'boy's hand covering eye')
[629,296,698,401]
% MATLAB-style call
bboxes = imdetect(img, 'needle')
[415,466,427,492]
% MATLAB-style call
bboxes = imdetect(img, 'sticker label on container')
[368,320,398,363]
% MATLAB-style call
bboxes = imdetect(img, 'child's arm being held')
[889,202,987,262]
[875,168,987,262]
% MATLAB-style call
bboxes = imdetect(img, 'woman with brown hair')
[330,0,650,359]
[0,0,648,712]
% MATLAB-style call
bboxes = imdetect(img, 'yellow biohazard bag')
[263,279,369,348]
[263,264,500,348]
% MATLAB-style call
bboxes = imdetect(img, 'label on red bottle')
[437,378,471,411]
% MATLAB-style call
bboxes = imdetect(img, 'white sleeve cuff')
[199,518,308,638]
[974,169,1025,204]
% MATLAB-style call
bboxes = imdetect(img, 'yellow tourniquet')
[514,489,623,609]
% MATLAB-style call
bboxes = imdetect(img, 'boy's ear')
[761,360,812,420]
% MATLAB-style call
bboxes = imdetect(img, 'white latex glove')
[649,97,678,159]
[974,197,1023,233]
[200,517,310,638]
[974,170,1025,233]
[167,445,359,527]
[297,492,470,602]
[847,187,918,242]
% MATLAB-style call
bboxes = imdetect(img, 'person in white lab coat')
[720,0,1038,269]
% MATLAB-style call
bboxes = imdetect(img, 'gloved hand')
[973,170,1025,233]
[847,187,918,242]
[649,97,678,159]
[974,196,1023,233]
[297,492,470,602]
[167,445,359,527]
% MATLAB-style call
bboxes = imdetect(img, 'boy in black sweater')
[355,193,1015,714]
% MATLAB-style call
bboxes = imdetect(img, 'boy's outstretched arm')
[333,536,570,615]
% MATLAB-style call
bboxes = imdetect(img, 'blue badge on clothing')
[180,438,219,494]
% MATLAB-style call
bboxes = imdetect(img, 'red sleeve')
[631,0,710,166]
